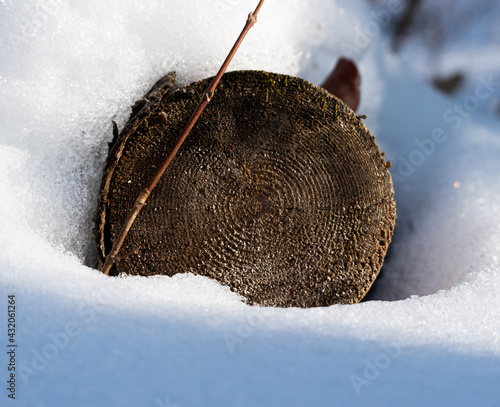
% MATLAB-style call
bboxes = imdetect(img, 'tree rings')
[94,70,396,307]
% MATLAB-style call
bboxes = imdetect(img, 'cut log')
[94,70,395,307]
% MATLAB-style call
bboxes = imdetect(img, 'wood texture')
[94,70,396,307]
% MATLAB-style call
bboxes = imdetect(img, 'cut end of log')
[94,70,395,308]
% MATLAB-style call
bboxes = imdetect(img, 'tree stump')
[94,70,396,307]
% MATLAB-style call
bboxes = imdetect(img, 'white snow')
[0,0,499,406]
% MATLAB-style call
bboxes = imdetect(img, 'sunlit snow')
[0,1,499,406]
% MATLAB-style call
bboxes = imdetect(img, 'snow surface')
[0,0,499,406]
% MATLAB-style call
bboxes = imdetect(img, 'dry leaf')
[321,58,361,112]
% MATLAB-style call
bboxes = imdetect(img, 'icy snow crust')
[0,0,499,406]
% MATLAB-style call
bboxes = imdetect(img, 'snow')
[1,0,499,406]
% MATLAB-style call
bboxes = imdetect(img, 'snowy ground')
[0,0,499,406]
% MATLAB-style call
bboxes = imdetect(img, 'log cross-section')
[94,70,396,307]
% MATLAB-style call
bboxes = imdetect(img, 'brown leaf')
[432,72,464,94]
[321,58,361,111]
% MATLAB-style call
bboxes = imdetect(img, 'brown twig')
[100,0,266,275]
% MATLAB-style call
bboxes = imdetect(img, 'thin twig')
[100,0,266,275]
